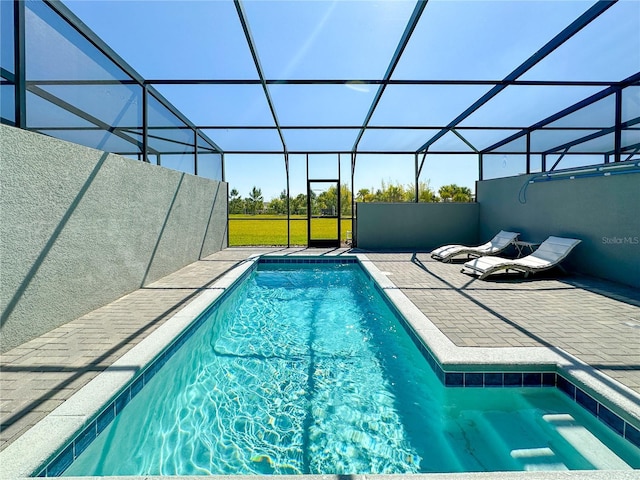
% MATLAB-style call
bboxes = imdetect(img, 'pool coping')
[0,253,638,479]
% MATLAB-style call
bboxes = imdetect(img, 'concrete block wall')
[356,202,479,251]
[0,125,228,352]
[477,171,640,288]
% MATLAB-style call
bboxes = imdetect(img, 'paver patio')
[1,247,639,453]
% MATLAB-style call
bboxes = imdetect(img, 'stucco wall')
[477,171,640,288]
[0,125,228,352]
[356,202,479,251]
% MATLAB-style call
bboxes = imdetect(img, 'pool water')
[63,262,640,476]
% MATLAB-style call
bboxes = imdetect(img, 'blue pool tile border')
[258,256,357,264]
[35,255,640,476]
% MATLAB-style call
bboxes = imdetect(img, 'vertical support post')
[221,152,226,181]
[224,153,229,249]
[225,181,229,248]
[478,153,484,181]
[337,153,341,246]
[542,153,547,172]
[306,154,310,246]
[14,0,26,129]
[526,130,531,174]
[414,152,419,202]
[193,128,198,176]
[351,152,356,248]
[614,88,622,163]
[285,152,290,248]
[142,84,149,162]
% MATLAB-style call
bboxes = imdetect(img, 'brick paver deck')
[1,248,639,453]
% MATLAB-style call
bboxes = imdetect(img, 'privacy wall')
[0,125,228,352]
[477,170,640,288]
[356,202,479,251]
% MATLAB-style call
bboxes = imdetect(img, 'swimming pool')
[39,257,638,476]
[0,255,635,478]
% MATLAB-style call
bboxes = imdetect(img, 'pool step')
[443,410,543,471]
[472,409,633,471]
[472,410,571,471]
[539,413,631,470]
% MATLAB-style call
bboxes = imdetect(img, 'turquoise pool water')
[63,262,639,476]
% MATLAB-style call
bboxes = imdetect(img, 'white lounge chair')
[461,236,582,280]
[431,230,520,263]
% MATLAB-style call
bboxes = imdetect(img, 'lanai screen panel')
[154,85,276,128]
[6,0,639,173]
[520,0,640,82]
[268,84,378,127]
[62,0,259,80]
[369,85,495,128]
[358,129,441,153]
[241,0,418,80]
[391,0,598,81]
[283,129,361,153]
[201,129,283,153]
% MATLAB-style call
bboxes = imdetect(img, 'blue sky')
[58,0,639,200]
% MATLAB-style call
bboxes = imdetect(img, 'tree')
[290,193,307,215]
[245,186,263,214]
[340,183,352,216]
[417,181,438,202]
[438,184,473,202]
[316,186,336,215]
[355,180,438,203]
[311,184,351,216]
[452,186,472,202]
[230,180,463,219]
[229,188,244,214]
[378,180,405,202]
[356,188,372,203]
[263,189,287,214]
[438,184,456,202]
[267,197,286,214]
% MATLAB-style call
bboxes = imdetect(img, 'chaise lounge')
[431,230,520,263]
[461,236,582,280]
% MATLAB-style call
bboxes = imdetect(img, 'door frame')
[307,179,340,248]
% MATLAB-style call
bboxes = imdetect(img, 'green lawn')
[229,215,353,246]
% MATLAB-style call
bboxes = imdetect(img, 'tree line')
[229,181,473,215]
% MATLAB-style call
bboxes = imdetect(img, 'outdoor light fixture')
[519,160,640,204]
[597,162,640,176]
[527,160,640,183]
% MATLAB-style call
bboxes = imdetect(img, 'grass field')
[229,215,353,246]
